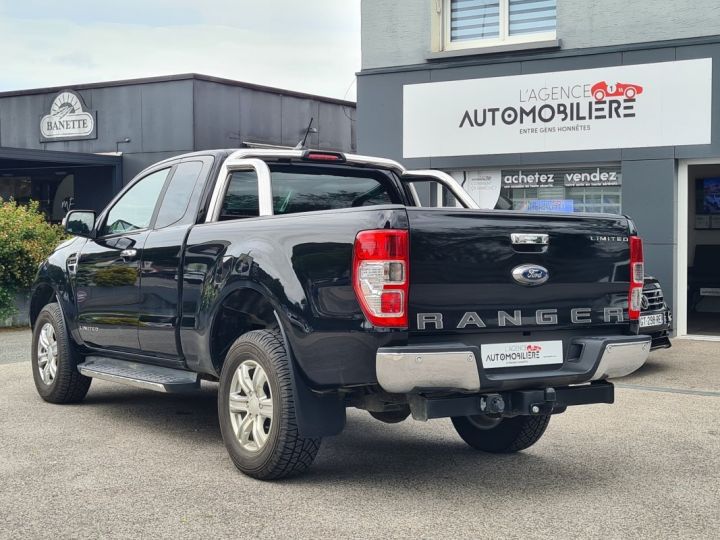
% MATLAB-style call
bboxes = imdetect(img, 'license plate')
[481,340,563,369]
[639,313,665,328]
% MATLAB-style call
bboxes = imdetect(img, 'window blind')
[508,0,556,36]
[450,0,500,42]
[450,0,556,42]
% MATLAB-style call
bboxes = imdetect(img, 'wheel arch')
[29,282,58,328]
[208,286,280,375]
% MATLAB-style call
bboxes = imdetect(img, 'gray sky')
[0,0,361,100]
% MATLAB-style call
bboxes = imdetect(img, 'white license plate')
[481,340,563,369]
[640,313,665,328]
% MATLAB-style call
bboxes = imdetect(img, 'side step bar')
[77,357,200,393]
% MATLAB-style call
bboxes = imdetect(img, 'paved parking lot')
[0,330,718,539]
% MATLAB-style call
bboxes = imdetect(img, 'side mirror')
[64,210,96,238]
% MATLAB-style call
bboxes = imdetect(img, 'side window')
[101,168,170,235]
[154,161,204,229]
[220,171,259,220]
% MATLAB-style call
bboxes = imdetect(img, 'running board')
[77,357,200,393]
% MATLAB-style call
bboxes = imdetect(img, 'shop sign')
[40,90,97,142]
[403,59,712,158]
[501,166,621,189]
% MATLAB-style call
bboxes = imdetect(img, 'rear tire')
[452,414,550,453]
[218,329,321,480]
[31,302,91,404]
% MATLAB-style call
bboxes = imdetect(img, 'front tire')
[31,302,91,403]
[452,414,550,453]
[218,329,321,480]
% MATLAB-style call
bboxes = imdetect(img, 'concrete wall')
[362,0,430,69]
[361,0,720,69]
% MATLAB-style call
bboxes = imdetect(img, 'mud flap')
[274,312,346,438]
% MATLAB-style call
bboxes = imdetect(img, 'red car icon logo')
[526,344,542,353]
[591,81,643,101]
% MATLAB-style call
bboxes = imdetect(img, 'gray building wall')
[361,0,720,69]
[357,37,720,316]
[0,74,356,188]
[0,79,196,180]
[192,79,355,153]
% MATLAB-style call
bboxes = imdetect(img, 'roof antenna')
[294,117,317,149]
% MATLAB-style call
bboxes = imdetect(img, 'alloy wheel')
[228,360,274,452]
[37,322,58,385]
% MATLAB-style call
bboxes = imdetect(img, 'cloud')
[0,0,360,100]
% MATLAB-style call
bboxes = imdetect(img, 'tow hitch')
[408,381,615,421]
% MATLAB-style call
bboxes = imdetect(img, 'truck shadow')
[82,382,223,445]
[80,382,599,491]
[293,415,599,491]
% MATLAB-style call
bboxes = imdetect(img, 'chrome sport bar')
[205,149,479,223]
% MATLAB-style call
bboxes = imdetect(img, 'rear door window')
[221,171,260,220]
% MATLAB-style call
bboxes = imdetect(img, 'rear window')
[220,165,398,220]
[270,165,395,215]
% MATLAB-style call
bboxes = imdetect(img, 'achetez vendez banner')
[403,58,712,158]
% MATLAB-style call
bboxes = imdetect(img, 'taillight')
[628,236,644,320]
[352,229,409,328]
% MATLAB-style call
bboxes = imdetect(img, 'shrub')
[0,200,66,319]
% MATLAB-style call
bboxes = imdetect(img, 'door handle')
[120,249,137,260]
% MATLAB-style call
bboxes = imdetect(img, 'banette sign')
[40,90,97,142]
[403,59,712,158]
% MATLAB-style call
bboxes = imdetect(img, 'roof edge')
[0,73,356,107]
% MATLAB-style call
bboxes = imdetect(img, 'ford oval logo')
[512,264,549,286]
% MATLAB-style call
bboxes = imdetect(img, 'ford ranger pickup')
[30,148,653,479]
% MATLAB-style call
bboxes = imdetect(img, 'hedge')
[0,200,66,319]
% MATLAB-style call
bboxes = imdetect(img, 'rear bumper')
[376,335,651,394]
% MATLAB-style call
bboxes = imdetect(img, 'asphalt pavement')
[0,331,718,539]
[0,328,31,365]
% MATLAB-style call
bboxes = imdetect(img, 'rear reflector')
[352,229,409,328]
[628,236,644,320]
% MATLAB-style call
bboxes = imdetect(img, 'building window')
[448,166,622,214]
[445,0,557,50]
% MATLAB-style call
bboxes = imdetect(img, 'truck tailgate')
[407,208,632,334]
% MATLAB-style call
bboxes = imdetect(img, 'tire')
[624,87,636,99]
[369,408,410,424]
[31,302,91,404]
[218,329,321,480]
[452,414,551,453]
[593,90,606,101]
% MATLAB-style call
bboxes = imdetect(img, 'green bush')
[0,200,66,319]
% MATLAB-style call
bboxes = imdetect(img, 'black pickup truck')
[31,148,653,479]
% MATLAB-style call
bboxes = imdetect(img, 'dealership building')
[0,73,356,222]
[358,0,720,338]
